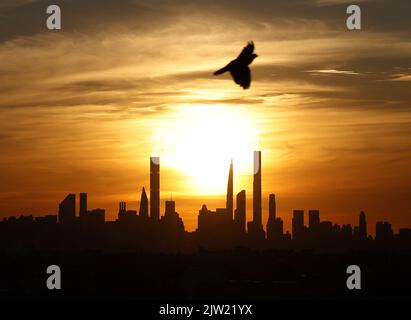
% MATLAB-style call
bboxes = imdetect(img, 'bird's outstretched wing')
[213,62,232,75]
[237,41,254,60]
[230,66,251,89]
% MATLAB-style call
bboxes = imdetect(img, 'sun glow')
[152,104,260,195]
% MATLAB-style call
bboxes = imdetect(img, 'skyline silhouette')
[2,1,411,235]
[1,0,410,303]
[1,150,410,253]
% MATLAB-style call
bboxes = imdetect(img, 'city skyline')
[2,151,410,239]
[1,0,411,304]
[1,0,411,235]
[1,150,411,301]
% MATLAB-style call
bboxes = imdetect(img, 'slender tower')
[150,157,160,221]
[359,211,367,240]
[266,194,276,240]
[253,151,262,227]
[235,190,246,233]
[226,159,233,220]
[139,187,149,218]
[268,193,276,221]
[79,192,87,218]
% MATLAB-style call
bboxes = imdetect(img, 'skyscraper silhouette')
[161,200,184,233]
[273,218,284,238]
[118,201,126,220]
[226,159,233,220]
[266,194,276,241]
[269,194,276,220]
[248,151,265,241]
[139,187,148,218]
[58,193,76,225]
[308,209,320,230]
[150,157,160,221]
[292,209,304,240]
[79,192,87,218]
[165,200,175,214]
[253,151,262,227]
[234,190,246,233]
[359,211,367,240]
[267,216,284,242]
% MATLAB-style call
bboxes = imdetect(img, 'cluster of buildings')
[192,151,411,249]
[1,151,411,252]
[56,156,184,234]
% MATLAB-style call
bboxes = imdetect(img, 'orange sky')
[0,0,410,234]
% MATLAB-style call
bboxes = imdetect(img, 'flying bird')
[213,41,258,89]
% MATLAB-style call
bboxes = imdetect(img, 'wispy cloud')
[390,74,411,81]
[306,69,360,75]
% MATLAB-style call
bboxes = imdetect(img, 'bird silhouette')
[213,41,258,89]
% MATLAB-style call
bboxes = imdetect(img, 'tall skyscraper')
[226,159,233,220]
[139,187,148,217]
[150,156,160,221]
[165,200,175,215]
[308,209,320,230]
[79,192,87,218]
[292,209,304,240]
[234,190,246,233]
[268,194,276,221]
[266,194,277,241]
[359,211,367,240]
[58,193,76,225]
[248,151,265,241]
[253,151,262,227]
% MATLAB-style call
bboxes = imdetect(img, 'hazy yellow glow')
[152,104,260,195]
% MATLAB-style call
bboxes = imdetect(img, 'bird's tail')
[213,65,229,75]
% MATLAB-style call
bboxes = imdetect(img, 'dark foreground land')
[1,249,410,300]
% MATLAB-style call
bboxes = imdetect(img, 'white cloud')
[306,69,360,75]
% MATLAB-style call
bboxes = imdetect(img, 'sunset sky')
[0,0,410,233]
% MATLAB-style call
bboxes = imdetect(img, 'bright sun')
[152,104,260,195]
